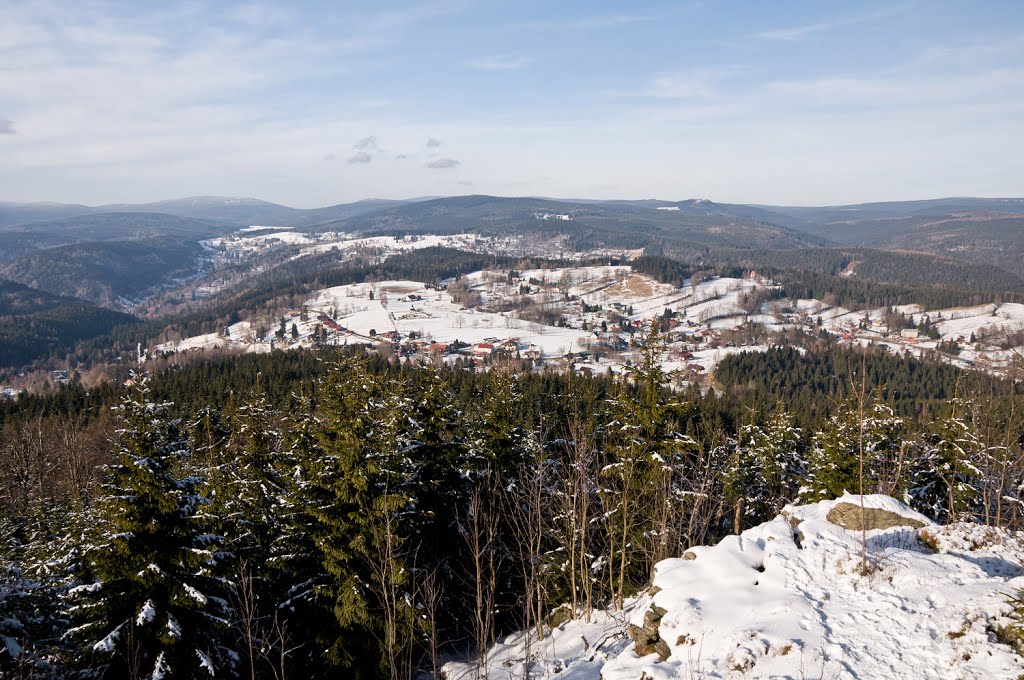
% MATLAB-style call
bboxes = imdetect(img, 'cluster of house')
[392,337,545,364]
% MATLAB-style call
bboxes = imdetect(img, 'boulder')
[627,605,670,661]
[826,502,926,531]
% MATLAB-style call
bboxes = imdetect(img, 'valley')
[145,227,1024,394]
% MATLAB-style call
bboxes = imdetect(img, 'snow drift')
[444,494,1024,679]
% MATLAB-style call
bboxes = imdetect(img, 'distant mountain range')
[2,194,1023,311]
[0,196,429,230]
[4,194,1022,231]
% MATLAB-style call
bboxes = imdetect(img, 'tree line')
[3,333,1024,677]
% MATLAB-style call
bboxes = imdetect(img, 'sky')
[0,0,1022,208]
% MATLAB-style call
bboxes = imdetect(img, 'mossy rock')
[546,606,573,628]
[826,502,926,531]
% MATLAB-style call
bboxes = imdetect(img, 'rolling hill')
[0,212,228,262]
[0,197,428,231]
[313,195,826,251]
[0,237,205,308]
[0,279,136,368]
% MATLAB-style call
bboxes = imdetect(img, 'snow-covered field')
[157,279,593,358]
[155,247,1024,381]
[310,280,592,355]
[444,495,1024,679]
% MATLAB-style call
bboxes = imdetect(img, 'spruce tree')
[305,356,414,677]
[0,509,74,678]
[727,405,803,527]
[68,379,235,678]
[600,322,693,605]
[907,398,982,522]
[195,390,291,679]
[801,402,859,502]
[273,391,338,677]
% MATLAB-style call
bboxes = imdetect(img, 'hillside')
[0,280,135,368]
[0,237,204,307]
[0,197,426,231]
[0,201,96,229]
[314,195,825,251]
[444,495,1024,679]
[706,247,1024,293]
[778,211,1024,277]
[0,212,227,262]
[755,197,1024,225]
[877,213,1024,277]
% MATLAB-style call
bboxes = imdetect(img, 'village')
[155,253,1024,386]
[7,229,1024,400]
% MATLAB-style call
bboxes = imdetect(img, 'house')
[472,343,496,356]
[901,329,920,340]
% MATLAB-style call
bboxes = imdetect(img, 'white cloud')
[753,6,910,41]
[512,12,659,32]
[0,3,1020,207]
[467,54,530,70]
[354,136,378,150]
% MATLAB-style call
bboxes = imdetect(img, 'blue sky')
[0,1,1022,207]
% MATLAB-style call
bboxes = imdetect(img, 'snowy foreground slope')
[444,495,1024,679]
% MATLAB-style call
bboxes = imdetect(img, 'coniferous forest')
[2,329,1024,679]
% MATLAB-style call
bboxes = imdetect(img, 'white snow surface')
[183,583,208,605]
[445,495,1024,679]
[136,599,156,626]
[92,622,124,654]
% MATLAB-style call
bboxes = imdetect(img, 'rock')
[627,605,670,661]
[826,502,926,531]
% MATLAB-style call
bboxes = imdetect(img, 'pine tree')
[194,389,292,678]
[907,398,982,522]
[600,321,693,605]
[305,356,415,677]
[801,402,859,502]
[68,378,235,678]
[0,509,75,679]
[726,405,803,528]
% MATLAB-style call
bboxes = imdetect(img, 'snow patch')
[136,599,157,626]
[448,495,1024,679]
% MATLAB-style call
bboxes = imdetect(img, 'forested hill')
[632,253,1024,311]
[0,279,136,368]
[0,237,206,308]
[0,212,227,261]
[311,195,826,251]
[696,247,1024,294]
[0,197,433,230]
